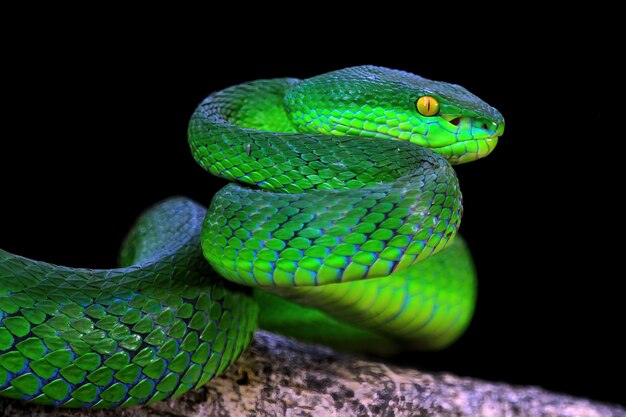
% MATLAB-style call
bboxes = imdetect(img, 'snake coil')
[0,66,503,407]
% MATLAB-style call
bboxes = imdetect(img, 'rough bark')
[1,331,623,417]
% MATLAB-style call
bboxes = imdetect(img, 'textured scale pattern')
[267,237,476,352]
[203,157,461,286]
[0,199,257,407]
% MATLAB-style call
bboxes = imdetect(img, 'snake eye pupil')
[416,96,440,117]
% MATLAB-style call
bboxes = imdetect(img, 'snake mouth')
[433,119,504,164]
[439,136,499,165]
[328,118,503,165]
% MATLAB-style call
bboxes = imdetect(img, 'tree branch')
[1,331,623,417]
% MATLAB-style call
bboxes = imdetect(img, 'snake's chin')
[444,136,499,165]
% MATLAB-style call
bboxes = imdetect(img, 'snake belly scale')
[0,66,504,407]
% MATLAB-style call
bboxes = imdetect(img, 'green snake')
[0,66,504,407]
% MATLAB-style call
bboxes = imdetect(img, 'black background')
[1,31,619,405]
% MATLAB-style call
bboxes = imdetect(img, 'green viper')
[0,66,504,407]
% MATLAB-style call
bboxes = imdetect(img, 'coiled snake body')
[0,66,504,407]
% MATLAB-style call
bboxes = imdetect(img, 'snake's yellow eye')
[416,96,440,116]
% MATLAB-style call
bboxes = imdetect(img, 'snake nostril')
[480,122,489,131]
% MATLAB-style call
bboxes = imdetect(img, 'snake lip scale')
[0,66,504,407]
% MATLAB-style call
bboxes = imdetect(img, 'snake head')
[286,65,505,165]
